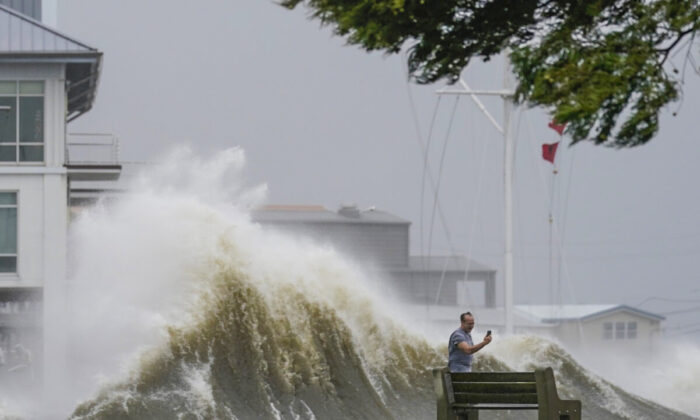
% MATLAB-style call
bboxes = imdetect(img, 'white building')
[252,204,498,307]
[0,4,119,391]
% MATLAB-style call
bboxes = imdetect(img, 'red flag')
[548,120,566,136]
[542,142,559,164]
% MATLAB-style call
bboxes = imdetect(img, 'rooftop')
[515,304,665,323]
[0,3,102,121]
[252,204,411,225]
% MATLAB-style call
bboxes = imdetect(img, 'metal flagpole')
[502,61,515,335]
[436,66,516,335]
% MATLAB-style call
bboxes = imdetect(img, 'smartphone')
[486,330,492,336]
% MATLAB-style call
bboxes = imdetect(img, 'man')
[448,312,492,372]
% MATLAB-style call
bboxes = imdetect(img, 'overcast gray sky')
[60,0,700,340]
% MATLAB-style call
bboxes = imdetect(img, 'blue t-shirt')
[448,328,473,370]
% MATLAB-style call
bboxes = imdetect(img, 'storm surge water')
[64,146,445,419]
[21,146,692,419]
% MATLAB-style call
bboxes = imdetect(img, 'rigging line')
[458,79,504,134]
[636,296,700,306]
[523,111,584,337]
[525,114,556,226]
[689,53,700,77]
[451,98,479,309]
[403,76,464,304]
[660,306,700,315]
[523,112,558,305]
[548,156,556,306]
[553,140,564,308]
[681,32,696,82]
[513,107,532,303]
[469,250,700,259]
[402,62,446,287]
[549,135,564,306]
[461,231,700,246]
[558,143,577,304]
[417,93,443,277]
[513,106,536,307]
[669,328,700,336]
[427,96,460,303]
[439,100,494,307]
[665,320,700,330]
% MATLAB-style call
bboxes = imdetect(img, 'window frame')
[0,80,45,165]
[0,191,18,276]
[614,321,626,339]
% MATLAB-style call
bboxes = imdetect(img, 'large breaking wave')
[5,147,692,419]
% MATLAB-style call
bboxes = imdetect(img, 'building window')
[614,321,626,339]
[0,192,16,273]
[627,321,637,339]
[603,322,613,339]
[0,81,44,163]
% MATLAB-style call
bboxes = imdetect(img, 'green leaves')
[510,1,691,146]
[285,0,700,147]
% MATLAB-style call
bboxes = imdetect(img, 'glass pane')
[0,193,16,205]
[0,207,17,254]
[0,256,16,273]
[19,97,43,143]
[19,81,43,94]
[0,82,16,95]
[0,146,15,162]
[615,322,625,339]
[0,97,16,143]
[19,145,43,162]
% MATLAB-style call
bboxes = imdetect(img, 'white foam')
[575,341,700,417]
[65,146,401,416]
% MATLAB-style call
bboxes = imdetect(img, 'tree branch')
[659,28,696,66]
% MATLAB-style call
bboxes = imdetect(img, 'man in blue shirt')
[448,312,492,372]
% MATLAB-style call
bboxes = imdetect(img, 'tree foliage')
[282,0,700,147]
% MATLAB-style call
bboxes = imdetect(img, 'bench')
[432,367,581,420]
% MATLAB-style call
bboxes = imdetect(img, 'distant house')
[252,204,497,308]
[515,304,665,355]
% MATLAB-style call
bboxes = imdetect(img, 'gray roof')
[408,255,494,273]
[0,0,40,21]
[0,4,102,121]
[0,4,94,53]
[252,205,411,225]
[515,304,665,323]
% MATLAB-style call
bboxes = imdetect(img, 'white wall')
[0,63,68,289]
[0,62,70,404]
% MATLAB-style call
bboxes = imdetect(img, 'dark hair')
[460,312,473,322]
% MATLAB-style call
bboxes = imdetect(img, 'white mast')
[502,60,515,335]
[436,58,516,334]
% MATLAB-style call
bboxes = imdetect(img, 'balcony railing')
[66,133,120,165]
